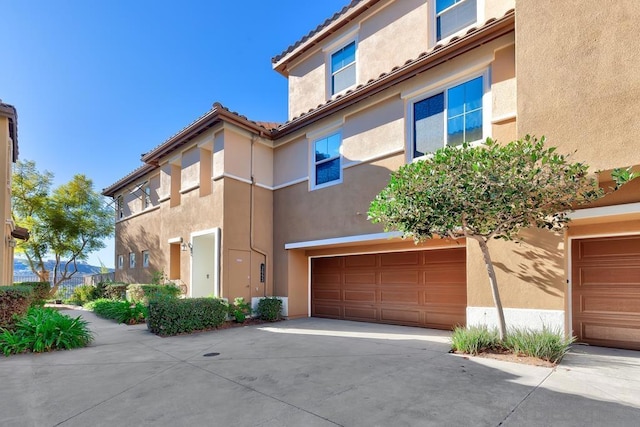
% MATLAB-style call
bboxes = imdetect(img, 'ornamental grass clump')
[0,307,93,356]
[503,326,575,364]
[451,326,500,355]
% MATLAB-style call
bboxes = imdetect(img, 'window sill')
[180,184,200,194]
[115,205,160,223]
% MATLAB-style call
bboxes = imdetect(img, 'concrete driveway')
[1,310,639,427]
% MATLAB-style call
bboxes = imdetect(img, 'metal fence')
[13,274,86,300]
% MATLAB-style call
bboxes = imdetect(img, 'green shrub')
[147,298,228,336]
[0,307,93,356]
[451,326,500,355]
[103,283,128,300]
[256,297,283,321]
[0,286,33,328]
[89,299,147,324]
[70,285,101,305]
[503,326,575,364]
[127,284,181,303]
[14,282,50,307]
[228,297,251,323]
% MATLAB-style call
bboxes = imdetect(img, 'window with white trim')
[312,131,342,189]
[436,0,477,41]
[143,184,151,209]
[142,250,150,268]
[117,255,124,270]
[331,41,356,95]
[116,195,124,219]
[412,75,485,158]
[129,252,136,269]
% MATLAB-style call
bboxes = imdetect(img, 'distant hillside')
[13,258,113,277]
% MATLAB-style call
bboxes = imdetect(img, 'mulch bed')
[453,349,556,367]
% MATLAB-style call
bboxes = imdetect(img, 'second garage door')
[311,247,466,329]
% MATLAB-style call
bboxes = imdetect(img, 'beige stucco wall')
[273,136,308,187]
[516,0,640,172]
[181,146,200,191]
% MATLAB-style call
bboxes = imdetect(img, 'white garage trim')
[285,231,403,250]
[568,202,640,220]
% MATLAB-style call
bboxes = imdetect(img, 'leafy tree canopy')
[368,136,637,338]
[12,160,114,293]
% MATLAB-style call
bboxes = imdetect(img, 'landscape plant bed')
[452,348,557,368]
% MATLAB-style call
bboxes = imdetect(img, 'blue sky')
[2,0,348,268]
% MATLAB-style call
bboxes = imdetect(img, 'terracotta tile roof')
[102,163,156,197]
[271,9,515,137]
[272,0,380,67]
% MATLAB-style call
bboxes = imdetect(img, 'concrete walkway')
[0,309,639,426]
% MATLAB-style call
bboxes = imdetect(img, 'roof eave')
[102,164,157,197]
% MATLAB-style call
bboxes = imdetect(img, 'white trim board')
[285,231,403,250]
[568,202,640,220]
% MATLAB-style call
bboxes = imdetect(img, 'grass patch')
[451,325,574,364]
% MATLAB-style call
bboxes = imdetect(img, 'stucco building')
[1,102,27,285]
[103,0,640,350]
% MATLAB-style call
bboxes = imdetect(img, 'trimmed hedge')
[14,282,51,307]
[256,297,283,321]
[103,283,128,300]
[0,286,33,328]
[127,284,181,303]
[89,299,147,325]
[147,298,227,336]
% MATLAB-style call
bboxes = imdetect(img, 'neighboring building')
[1,102,27,285]
[104,0,640,350]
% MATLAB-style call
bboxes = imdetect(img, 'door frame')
[189,228,221,298]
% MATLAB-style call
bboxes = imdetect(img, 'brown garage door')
[311,248,466,329]
[572,235,640,350]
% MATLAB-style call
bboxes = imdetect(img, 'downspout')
[250,133,269,297]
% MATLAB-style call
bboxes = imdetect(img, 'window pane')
[447,83,465,117]
[327,133,341,158]
[465,76,483,111]
[331,42,355,72]
[414,93,444,157]
[447,115,464,146]
[332,63,356,94]
[436,0,456,14]
[465,110,483,142]
[437,0,476,40]
[316,158,340,185]
[315,138,328,161]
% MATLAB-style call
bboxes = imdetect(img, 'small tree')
[368,136,637,339]
[12,160,114,295]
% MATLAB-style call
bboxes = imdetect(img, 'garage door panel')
[344,254,377,268]
[313,289,341,301]
[312,248,466,330]
[380,270,420,285]
[424,267,466,284]
[314,257,343,269]
[344,290,376,303]
[380,290,421,304]
[572,236,640,350]
[313,304,342,318]
[344,272,376,285]
[578,266,640,286]
[380,251,420,266]
[580,295,640,315]
[344,306,378,321]
[380,308,421,324]
[577,237,640,259]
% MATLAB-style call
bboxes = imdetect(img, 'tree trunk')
[474,236,507,340]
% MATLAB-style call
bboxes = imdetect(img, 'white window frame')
[117,255,124,270]
[431,0,483,45]
[129,252,136,269]
[324,28,359,99]
[142,250,150,268]
[116,195,124,219]
[142,183,151,210]
[406,68,491,162]
[309,129,343,191]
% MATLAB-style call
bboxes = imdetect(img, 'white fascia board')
[285,231,403,250]
[568,202,640,220]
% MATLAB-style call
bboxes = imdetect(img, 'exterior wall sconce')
[181,242,193,254]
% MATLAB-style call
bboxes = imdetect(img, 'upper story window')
[143,184,151,209]
[412,75,485,158]
[116,195,124,219]
[312,131,342,189]
[129,252,136,269]
[436,0,477,41]
[117,254,124,270]
[331,41,356,95]
[142,250,150,268]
